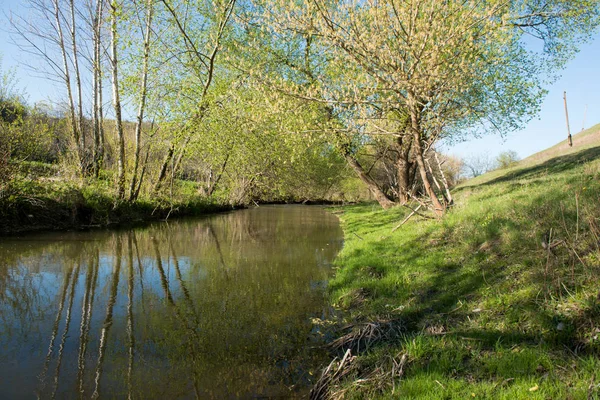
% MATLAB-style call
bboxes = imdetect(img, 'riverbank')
[317,146,600,398]
[0,178,235,235]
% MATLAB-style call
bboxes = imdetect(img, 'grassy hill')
[463,122,600,188]
[318,134,600,398]
[523,123,600,164]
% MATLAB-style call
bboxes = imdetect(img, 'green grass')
[0,165,233,234]
[324,144,600,398]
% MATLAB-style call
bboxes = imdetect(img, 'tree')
[109,0,127,199]
[152,0,237,193]
[463,154,496,178]
[0,56,27,125]
[235,0,600,215]
[9,0,112,175]
[128,0,154,201]
[496,150,520,169]
[10,0,85,173]
[89,0,106,178]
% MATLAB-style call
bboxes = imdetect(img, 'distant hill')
[460,122,600,187]
[521,122,600,166]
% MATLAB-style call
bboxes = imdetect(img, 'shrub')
[496,150,520,169]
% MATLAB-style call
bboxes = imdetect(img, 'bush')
[0,132,11,185]
[496,150,520,169]
[0,99,27,124]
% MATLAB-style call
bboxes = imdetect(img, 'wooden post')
[563,91,572,147]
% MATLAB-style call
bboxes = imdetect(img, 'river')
[0,205,343,399]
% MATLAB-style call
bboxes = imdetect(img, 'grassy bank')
[0,172,234,235]
[0,165,360,236]
[319,146,600,398]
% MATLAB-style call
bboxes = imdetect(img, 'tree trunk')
[172,134,192,179]
[156,123,197,191]
[52,0,83,174]
[133,145,151,200]
[98,61,105,173]
[394,134,414,204]
[110,0,126,199]
[154,0,236,190]
[207,154,229,197]
[426,157,448,205]
[397,158,411,204]
[410,113,444,217]
[92,0,104,178]
[129,0,153,202]
[154,144,174,193]
[92,30,100,178]
[344,153,395,209]
[434,152,453,205]
[69,0,85,167]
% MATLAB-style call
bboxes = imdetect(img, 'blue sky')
[1,0,599,160]
[441,35,600,160]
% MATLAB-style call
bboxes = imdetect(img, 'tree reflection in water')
[0,206,343,399]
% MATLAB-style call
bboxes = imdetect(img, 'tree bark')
[154,144,174,193]
[69,0,85,165]
[410,110,444,217]
[395,135,414,205]
[110,0,126,199]
[397,157,412,204]
[344,153,395,209]
[92,0,105,178]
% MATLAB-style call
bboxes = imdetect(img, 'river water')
[0,206,343,399]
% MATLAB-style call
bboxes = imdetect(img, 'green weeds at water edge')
[0,175,232,234]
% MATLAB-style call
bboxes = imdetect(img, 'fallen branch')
[392,204,422,232]
[403,203,434,221]
[353,232,364,240]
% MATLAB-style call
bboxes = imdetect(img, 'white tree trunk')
[53,0,83,173]
[110,0,126,199]
[129,0,153,201]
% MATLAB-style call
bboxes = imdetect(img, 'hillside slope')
[320,141,600,399]
[463,122,600,188]
[522,123,600,165]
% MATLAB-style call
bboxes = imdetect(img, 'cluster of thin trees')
[10,0,237,202]
[8,0,600,212]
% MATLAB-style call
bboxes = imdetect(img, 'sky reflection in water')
[0,206,343,399]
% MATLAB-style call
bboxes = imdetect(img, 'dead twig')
[391,353,408,395]
[310,349,356,400]
[353,232,364,240]
[392,204,422,232]
[329,319,403,354]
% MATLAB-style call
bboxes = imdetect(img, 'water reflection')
[0,206,343,399]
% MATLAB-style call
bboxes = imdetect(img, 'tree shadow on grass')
[327,177,600,396]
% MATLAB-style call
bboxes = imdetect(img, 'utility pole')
[582,104,587,131]
[563,91,572,147]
